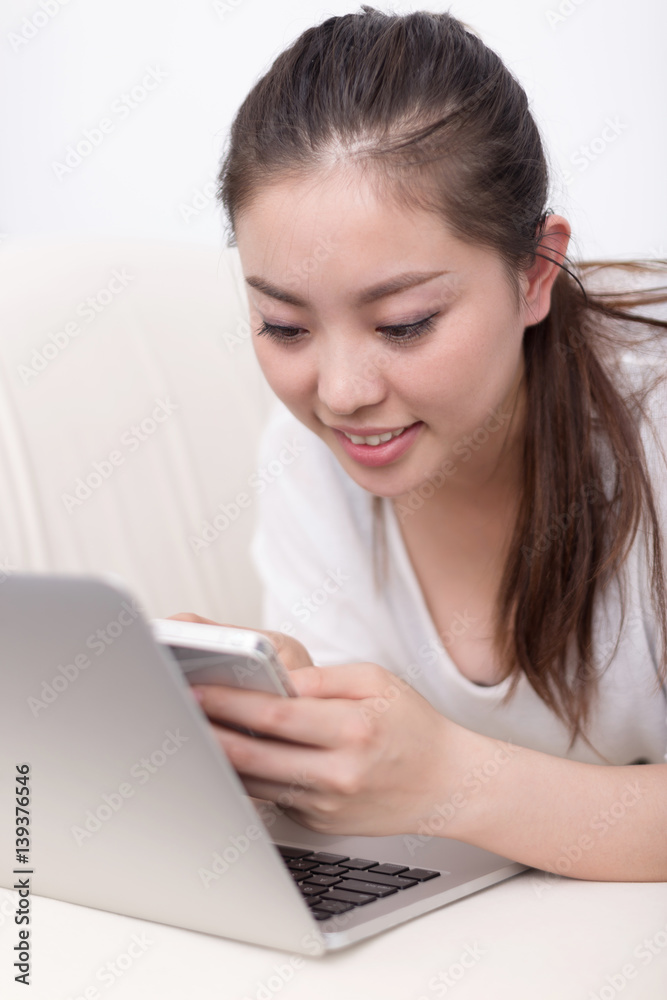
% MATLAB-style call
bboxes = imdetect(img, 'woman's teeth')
[342,427,406,446]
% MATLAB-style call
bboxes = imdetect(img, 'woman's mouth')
[331,422,424,467]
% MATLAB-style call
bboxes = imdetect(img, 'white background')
[1,0,665,261]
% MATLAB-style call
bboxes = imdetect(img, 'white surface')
[1,873,666,999]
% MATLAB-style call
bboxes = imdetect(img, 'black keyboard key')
[311,908,336,920]
[368,863,408,875]
[340,858,379,870]
[302,874,342,887]
[305,895,325,907]
[336,878,398,898]
[310,865,348,876]
[404,868,440,881]
[276,845,313,860]
[289,870,311,882]
[351,870,417,889]
[299,884,327,897]
[310,899,354,914]
[287,859,319,871]
[307,852,350,864]
[326,889,376,906]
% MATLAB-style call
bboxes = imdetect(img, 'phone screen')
[164,642,296,740]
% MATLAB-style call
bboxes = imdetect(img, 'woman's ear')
[519,215,571,327]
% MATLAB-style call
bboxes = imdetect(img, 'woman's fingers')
[193,683,369,749]
[236,775,317,806]
[192,662,402,748]
[259,630,314,671]
[166,611,222,625]
[210,718,327,784]
[289,661,398,700]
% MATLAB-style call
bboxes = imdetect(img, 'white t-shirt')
[250,365,667,766]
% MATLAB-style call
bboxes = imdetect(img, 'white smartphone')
[149,618,298,739]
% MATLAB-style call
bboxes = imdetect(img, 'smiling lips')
[339,426,409,446]
[331,422,424,467]
[330,420,420,443]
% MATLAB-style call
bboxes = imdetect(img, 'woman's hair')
[216,5,667,754]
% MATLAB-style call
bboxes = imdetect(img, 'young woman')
[173,7,667,880]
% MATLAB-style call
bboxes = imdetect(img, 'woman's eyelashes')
[255,311,440,346]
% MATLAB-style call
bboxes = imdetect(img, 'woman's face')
[235,167,554,504]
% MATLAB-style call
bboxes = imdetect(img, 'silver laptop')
[0,572,527,955]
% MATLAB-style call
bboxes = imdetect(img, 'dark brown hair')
[216,6,667,754]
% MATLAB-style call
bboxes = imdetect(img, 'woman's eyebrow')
[244,269,451,308]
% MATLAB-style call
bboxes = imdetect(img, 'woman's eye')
[255,312,439,345]
[255,321,305,342]
[379,312,440,345]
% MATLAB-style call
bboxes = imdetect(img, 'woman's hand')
[190,657,464,838]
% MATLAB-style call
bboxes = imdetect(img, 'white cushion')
[0,237,278,624]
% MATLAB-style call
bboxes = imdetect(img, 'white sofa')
[0,236,277,625]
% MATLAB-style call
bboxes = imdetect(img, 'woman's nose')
[316,346,388,415]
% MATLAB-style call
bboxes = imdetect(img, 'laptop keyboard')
[275,844,442,922]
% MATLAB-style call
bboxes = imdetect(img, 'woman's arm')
[192,660,667,881]
[426,722,667,882]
